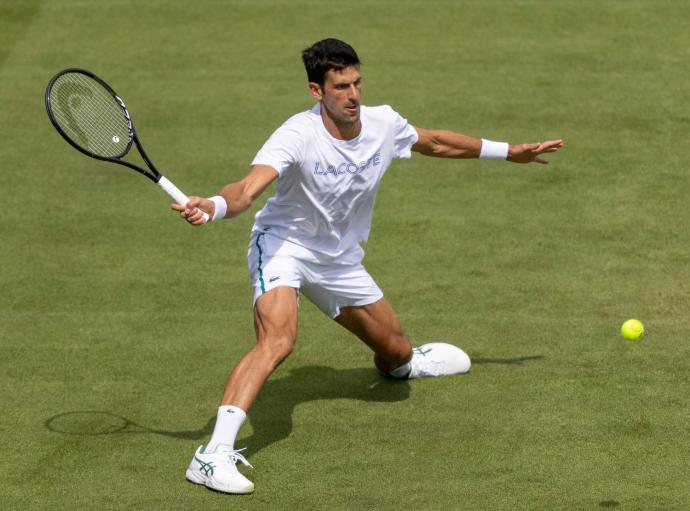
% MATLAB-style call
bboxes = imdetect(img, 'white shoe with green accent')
[408,343,471,378]
[185,444,254,494]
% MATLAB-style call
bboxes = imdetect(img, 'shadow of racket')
[45,410,213,440]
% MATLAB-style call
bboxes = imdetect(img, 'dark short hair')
[301,38,360,86]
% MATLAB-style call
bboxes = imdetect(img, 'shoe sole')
[185,469,254,495]
[185,469,206,486]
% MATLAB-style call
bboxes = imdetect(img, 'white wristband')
[479,139,509,160]
[209,195,227,222]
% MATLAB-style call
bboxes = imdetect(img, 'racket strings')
[49,73,132,158]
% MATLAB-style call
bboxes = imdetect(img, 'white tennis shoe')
[186,444,254,494]
[408,343,471,378]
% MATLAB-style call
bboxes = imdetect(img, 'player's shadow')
[471,355,544,365]
[243,365,409,455]
[44,365,410,453]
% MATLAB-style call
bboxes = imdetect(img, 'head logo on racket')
[45,68,208,223]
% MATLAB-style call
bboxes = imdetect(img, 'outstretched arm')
[171,164,279,226]
[412,127,563,164]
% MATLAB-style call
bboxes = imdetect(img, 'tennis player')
[175,38,563,494]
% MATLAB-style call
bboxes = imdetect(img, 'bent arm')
[218,165,279,218]
[172,164,278,225]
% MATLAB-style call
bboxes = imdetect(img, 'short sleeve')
[391,108,419,159]
[251,124,304,176]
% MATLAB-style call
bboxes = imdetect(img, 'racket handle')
[157,176,210,223]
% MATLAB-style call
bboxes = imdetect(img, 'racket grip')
[157,176,210,223]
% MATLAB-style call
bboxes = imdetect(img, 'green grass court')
[2,1,690,509]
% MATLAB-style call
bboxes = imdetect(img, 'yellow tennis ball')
[621,319,644,341]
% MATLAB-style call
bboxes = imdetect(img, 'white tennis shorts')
[247,231,383,318]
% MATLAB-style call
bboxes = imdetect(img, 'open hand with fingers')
[508,139,563,164]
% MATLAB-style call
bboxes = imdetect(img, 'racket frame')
[45,67,162,184]
[45,68,209,221]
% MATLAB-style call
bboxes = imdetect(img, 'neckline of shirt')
[311,103,364,147]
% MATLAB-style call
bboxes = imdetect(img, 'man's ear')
[309,82,323,101]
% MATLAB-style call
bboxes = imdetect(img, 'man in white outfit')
[175,38,563,494]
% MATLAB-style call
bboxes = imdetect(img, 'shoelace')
[221,447,253,468]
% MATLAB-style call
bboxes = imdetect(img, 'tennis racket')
[45,68,208,222]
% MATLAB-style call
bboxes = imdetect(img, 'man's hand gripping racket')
[172,196,216,225]
[45,68,209,223]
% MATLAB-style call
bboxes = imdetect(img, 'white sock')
[206,405,247,453]
[388,361,412,379]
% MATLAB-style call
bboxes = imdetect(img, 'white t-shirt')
[251,103,418,264]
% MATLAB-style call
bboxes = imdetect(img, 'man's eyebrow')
[334,78,361,87]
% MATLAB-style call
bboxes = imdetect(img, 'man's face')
[310,66,361,126]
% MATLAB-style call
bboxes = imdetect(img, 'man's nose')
[348,84,359,99]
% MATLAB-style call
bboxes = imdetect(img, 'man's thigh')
[301,263,383,318]
[254,286,299,344]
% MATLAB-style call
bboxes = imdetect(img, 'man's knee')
[256,334,296,367]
